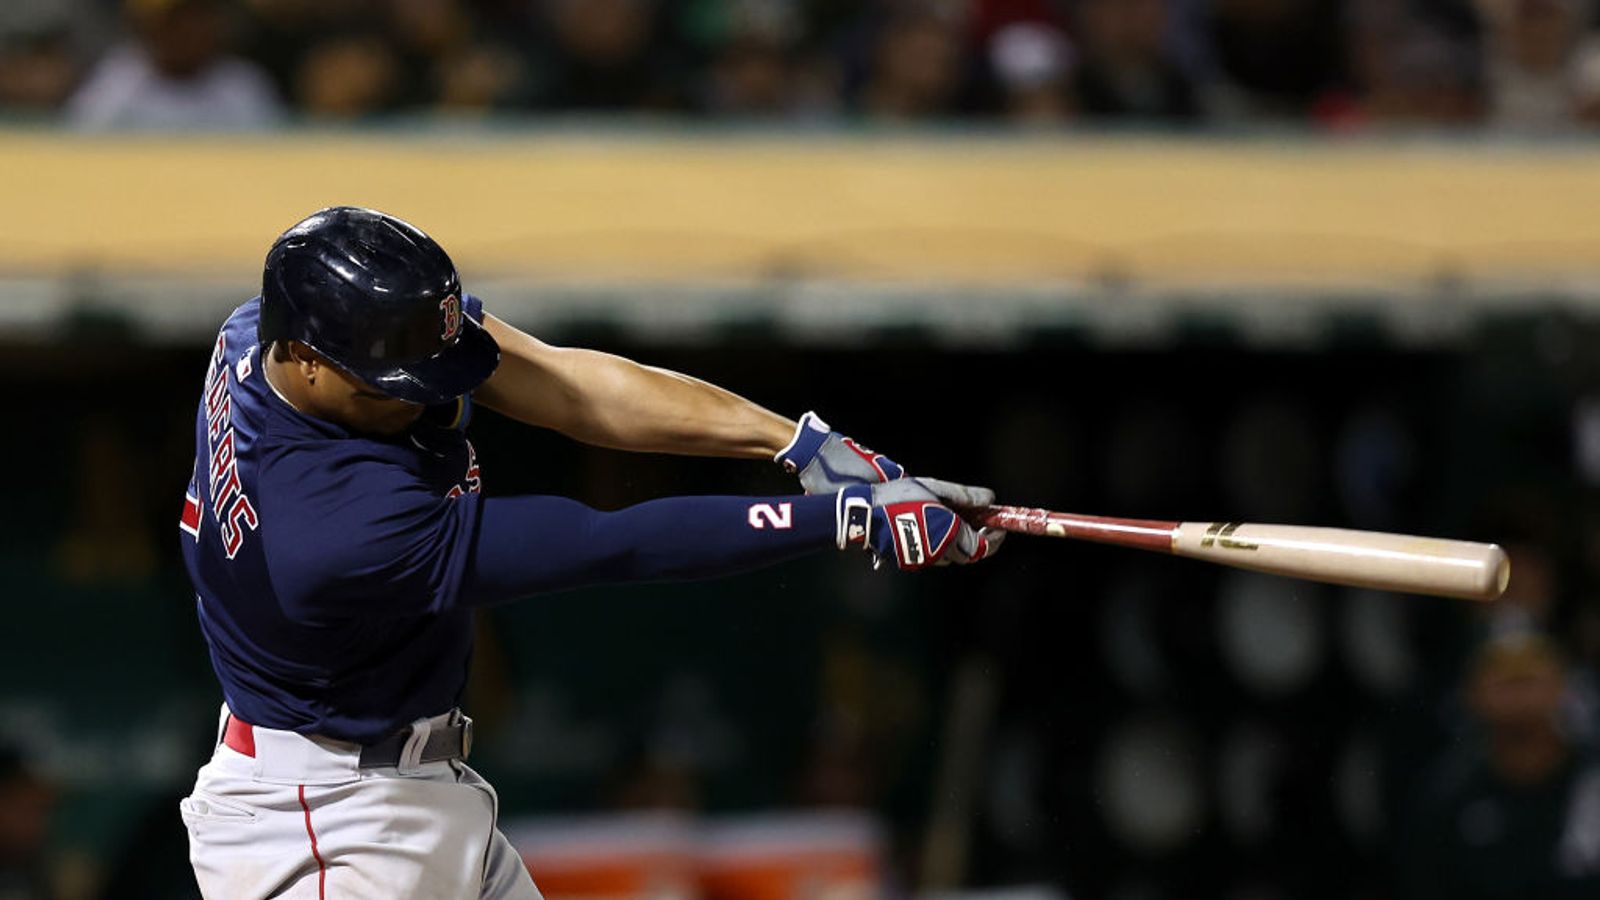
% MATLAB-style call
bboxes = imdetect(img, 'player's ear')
[285,341,321,382]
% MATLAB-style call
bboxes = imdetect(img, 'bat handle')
[966,505,1180,552]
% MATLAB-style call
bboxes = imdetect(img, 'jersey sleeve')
[258,443,842,621]
[461,491,842,607]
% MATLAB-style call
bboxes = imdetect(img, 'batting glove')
[837,479,1006,571]
[777,412,905,494]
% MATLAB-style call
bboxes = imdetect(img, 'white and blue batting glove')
[837,479,1005,571]
[778,411,906,494]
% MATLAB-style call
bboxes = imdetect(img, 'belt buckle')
[459,714,474,760]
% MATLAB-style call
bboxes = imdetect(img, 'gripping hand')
[836,479,1005,571]
[777,412,905,494]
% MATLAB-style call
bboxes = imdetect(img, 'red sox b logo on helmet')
[440,294,462,342]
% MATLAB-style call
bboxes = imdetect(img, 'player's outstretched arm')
[263,451,1001,620]
[471,315,997,515]
[474,314,795,459]
[462,481,1001,606]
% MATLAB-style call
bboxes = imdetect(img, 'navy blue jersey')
[181,298,842,744]
[181,297,486,742]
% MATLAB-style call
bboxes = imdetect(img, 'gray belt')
[358,713,474,768]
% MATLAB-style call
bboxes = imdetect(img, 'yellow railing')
[3,131,1597,286]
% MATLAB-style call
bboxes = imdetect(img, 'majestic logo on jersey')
[440,294,462,342]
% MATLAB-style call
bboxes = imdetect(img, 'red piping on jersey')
[180,494,202,535]
[299,785,327,899]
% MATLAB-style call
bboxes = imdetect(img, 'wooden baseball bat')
[970,505,1509,602]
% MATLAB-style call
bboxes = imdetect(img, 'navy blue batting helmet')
[259,206,500,405]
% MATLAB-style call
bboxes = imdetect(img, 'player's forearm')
[477,315,794,458]
[565,357,794,457]
[461,492,841,605]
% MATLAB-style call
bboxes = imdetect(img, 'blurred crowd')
[1,0,1600,131]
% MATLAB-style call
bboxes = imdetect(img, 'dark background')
[5,307,1591,898]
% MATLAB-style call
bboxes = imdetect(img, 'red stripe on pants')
[298,785,326,899]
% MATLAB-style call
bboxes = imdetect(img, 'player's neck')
[263,348,310,415]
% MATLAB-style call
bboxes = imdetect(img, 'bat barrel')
[971,506,1511,602]
[1171,522,1510,602]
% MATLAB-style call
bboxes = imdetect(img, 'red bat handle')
[968,505,1180,553]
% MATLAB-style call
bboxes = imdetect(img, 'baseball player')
[177,206,1003,899]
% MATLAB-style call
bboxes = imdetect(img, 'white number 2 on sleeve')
[747,502,793,530]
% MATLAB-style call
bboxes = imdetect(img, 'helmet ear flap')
[258,285,288,346]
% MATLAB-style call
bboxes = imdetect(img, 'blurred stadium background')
[5,0,1600,898]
